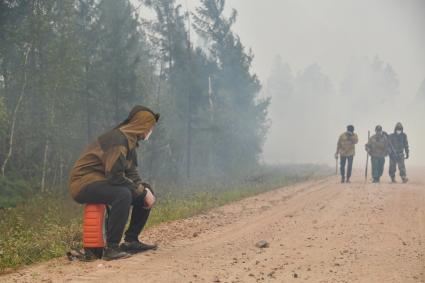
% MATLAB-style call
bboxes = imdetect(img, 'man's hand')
[134,184,146,199]
[405,152,409,159]
[141,182,155,196]
[144,188,156,209]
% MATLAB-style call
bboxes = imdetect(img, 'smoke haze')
[183,0,425,166]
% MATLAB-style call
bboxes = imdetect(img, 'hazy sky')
[183,0,425,101]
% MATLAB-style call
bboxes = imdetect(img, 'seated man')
[69,105,160,260]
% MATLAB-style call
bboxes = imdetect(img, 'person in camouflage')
[365,125,389,183]
[335,125,358,183]
[388,122,409,183]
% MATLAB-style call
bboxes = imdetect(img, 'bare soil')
[2,168,425,283]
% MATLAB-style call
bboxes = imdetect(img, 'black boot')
[103,244,131,261]
[120,240,158,254]
[391,177,396,183]
[402,177,408,183]
[341,176,345,183]
[346,178,351,183]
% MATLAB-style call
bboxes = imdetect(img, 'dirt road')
[2,169,425,283]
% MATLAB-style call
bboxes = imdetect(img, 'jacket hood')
[118,106,159,149]
[347,125,354,133]
[118,105,160,127]
[394,122,403,133]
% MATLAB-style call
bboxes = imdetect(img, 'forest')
[0,0,270,206]
[1,0,424,276]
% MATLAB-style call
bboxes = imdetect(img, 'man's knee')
[114,187,132,206]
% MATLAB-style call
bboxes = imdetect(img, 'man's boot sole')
[103,253,132,261]
[121,246,158,254]
[120,243,158,254]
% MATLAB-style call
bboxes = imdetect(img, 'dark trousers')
[389,156,407,178]
[340,155,353,179]
[371,156,385,180]
[75,181,150,245]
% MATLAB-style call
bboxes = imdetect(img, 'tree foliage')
[0,0,269,194]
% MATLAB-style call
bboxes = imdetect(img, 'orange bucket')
[83,204,107,258]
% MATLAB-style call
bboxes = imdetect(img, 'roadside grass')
[0,164,331,273]
[147,167,320,227]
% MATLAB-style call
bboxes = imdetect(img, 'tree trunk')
[1,45,32,176]
[85,82,93,143]
[186,97,192,179]
[148,61,163,181]
[186,31,192,180]
[59,154,64,189]
[40,139,49,192]
[208,75,214,174]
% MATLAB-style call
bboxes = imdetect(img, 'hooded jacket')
[337,131,359,157]
[68,107,158,199]
[388,123,409,156]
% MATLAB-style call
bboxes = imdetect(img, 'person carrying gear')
[388,122,409,183]
[365,125,389,183]
[335,125,358,183]
[69,105,160,260]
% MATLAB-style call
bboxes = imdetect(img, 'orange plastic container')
[83,204,107,249]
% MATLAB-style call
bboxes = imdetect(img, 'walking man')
[365,125,388,183]
[388,122,409,183]
[335,125,358,183]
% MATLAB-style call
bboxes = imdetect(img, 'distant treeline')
[264,55,425,164]
[0,0,269,194]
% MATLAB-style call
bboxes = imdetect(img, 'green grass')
[0,176,32,208]
[0,164,330,273]
[0,196,82,270]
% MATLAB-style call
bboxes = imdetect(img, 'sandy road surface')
[2,169,425,283]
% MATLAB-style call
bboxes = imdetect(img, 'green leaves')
[0,0,269,188]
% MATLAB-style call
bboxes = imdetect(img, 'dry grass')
[0,164,330,272]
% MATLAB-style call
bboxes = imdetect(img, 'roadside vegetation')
[0,165,330,273]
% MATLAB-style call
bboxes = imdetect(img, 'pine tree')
[416,79,425,102]
[263,56,294,163]
[193,0,269,176]
[293,63,334,163]
[340,55,400,123]
[96,0,143,125]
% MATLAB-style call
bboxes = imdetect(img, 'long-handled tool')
[335,154,338,175]
[365,130,370,181]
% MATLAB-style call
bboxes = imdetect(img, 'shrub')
[0,176,32,208]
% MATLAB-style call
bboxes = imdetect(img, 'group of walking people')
[335,123,409,184]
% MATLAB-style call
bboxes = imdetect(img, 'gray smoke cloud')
[181,0,425,166]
